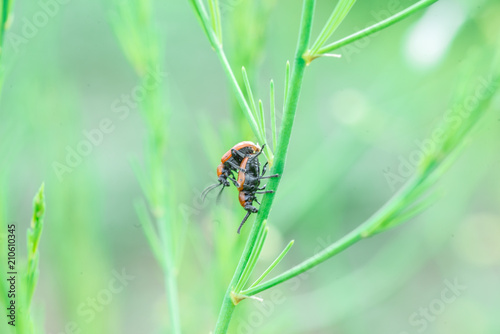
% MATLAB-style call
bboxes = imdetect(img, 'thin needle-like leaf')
[243,73,500,297]
[129,156,150,201]
[208,0,217,34]
[234,222,268,293]
[26,183,45,307]
[315,0,439,56]
[283,61,290,110]
[188,0,218,48]
[242,66,260,127]
[376,191,441,234]
[135,200,165,268]
[214,0,222,44]
[270,80,277,152]
[246,240,294,290]
[258,99,266,147]
[309,0,357,55]
[208,0,222,44]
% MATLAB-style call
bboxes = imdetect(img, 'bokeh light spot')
[330,89,368,125]
[404,0,466,69]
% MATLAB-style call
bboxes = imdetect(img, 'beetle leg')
[256,190,274,194]
[244,204,259,213]
[231,148,247,160]
[227,159,246,172]
[237,211,251,234]
[248,146,264,163]
[259,174,279,179]
[261,162,269,176]
[228,176,239,187]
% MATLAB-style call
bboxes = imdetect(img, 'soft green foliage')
[189,0,219,48]
[0,0,13,91]
[189,0,276,163]
[110,0,159,74]
[243,70,500,296]
[111,1,180,332]
[0,0,14,53]
[314,0,440,58]
[2,0,500,333]
[308,0,358,55]
[134,200,164,268]
[14,184,46,334]
[241,66,260,133]
[269,80,277,152]
[188,0,499,332]
[205,0,316,331]
[26,183,45,308]
[208,0,222,44]
[232,220,269,299]
[245,239,294,291]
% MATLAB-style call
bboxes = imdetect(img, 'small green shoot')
[308,0,358,56]
[26,183,45,308]
[208,0,222,44]
[270,80,277,151]
[312,0,440,60]
[241,66,260,126]
[134,200,165,268]
[245,239,294,291]
[283,60,290,108]
[188,0,217,48]
[258,99,265,146]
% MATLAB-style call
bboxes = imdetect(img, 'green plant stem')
[213,0,315,332]
[246,240,294,290]
[215,42,276,163]
[213,211,265,333]
[242,82,498,296]
[311,0,439,59]
[309,0,357,55]
[145,89,181,334]
[1,1,9,48]
[188,0,217,48]
[190,0,276,161]
[233,225,268,294]
[157,214,181,334]
[190,0,263,142]
[137,72,181,333]
[208,0,222,43]
[242,175,423,296]
[215,44,266,148]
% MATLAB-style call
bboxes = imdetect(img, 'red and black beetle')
[202,142,279,233]
[234,147,278,233]
[202,141,261,202]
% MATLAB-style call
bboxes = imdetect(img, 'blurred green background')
[1,0,499,333]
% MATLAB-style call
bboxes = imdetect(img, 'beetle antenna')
[237,211,251,234]
[201,183,222,202]
[215,184,226,204]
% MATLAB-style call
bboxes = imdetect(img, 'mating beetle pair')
[201,141,279,233]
